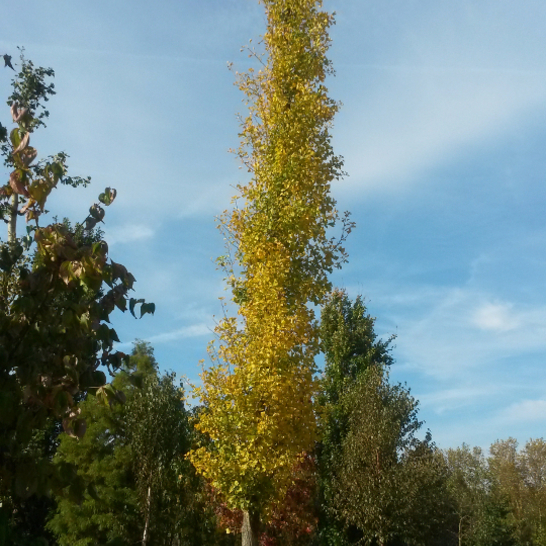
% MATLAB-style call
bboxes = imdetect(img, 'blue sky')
[2,0,546,450]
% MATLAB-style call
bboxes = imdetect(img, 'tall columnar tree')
[190,1,351,543]
[317,289,394,545]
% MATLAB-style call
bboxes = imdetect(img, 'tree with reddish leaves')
[211,454,318,546]
[260,453,318,546]
[0,52,153,541]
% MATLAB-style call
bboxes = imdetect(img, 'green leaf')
[57,462,78,485]
[105,537,129,546]
[9,127,21,148]
[107,351,126,370]
[109,327,120,343]
[54,390,70,415]
[128,373,144,390]
[87,483,99,501]
[73,418,87,438]
[68,480,86,504]
[140,302,156,318]
[92,370,107,387]
[85,216,99,230]
[98,187,117,206]
[114,297,127,312]
[115,390,126,404]
[89,203,105,222]
[50,161,64,181]
[96,383,118,406]
[129,298,144,318]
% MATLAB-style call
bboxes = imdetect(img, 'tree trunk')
[142,485,152,546]
[241,510,260,546]
[458,516,462,546]
[7,194,18,243]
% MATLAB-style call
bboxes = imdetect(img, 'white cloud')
[331,0,546,198]
[114,323,211,352]
[472,302,519,332]
[363,283,546,380]
[498,399,546,425]
[418,386,497,415]
[144,323,211,344]
[337,67,546,197]
[107,224,154,245]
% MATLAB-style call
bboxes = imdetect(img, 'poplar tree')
[317,290,394,545]
[190,1,351,543]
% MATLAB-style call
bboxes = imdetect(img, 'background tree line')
[5,270,546,545]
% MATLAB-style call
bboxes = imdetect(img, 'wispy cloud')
[331,0,546,198]
[144,323,211,344]
[498,399,546,425]
[107,223,155,245]
[359,282,546,381]
[337,67,546,197]
[418,385,498,415]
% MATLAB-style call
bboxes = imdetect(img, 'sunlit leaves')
[191,0,350,521]
[1,55,90,226]
[99,187,117,206]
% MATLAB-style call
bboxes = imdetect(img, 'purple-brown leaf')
[9,170,29,197]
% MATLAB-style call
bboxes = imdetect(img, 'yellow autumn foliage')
[189,0,350,514]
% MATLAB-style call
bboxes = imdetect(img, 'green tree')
[0,53,153,541]
[49,342,213,546]
[446,445,490,546]
[399,439,453,546]
[487,438,544,546]
[445,444,515,546]
[128,360,192,545]
[520,439,546,545]
[317,289,394,545]
[330,366,447,546]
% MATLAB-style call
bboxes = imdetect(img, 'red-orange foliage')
[261,453,317,546]
[210,454,318,545]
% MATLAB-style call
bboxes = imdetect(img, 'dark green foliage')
[317,289,395,545]
[317,290,451,546]
[319,289,394,402]
[47,355,142,546]
[0,54,152,544]
[48,342,222,546]
[0,417,61,546]
[330,367,450,546]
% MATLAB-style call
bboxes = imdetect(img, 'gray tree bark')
[7,194,18,243]
[241,510,260,546]
[142,485,152,546]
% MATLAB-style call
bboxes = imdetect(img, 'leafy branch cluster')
[0,52,153,518]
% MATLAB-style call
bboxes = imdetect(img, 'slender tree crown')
[190,0,351,518]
